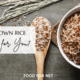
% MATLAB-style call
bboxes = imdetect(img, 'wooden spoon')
[31,17,51,80]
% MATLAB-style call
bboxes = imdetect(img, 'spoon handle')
[35,51,45,80]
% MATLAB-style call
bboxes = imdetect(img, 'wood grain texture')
[35,40,51,80]
[51,21,60,46]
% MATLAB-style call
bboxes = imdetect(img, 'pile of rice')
[31,17,51,51]
[60,13,80,65]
